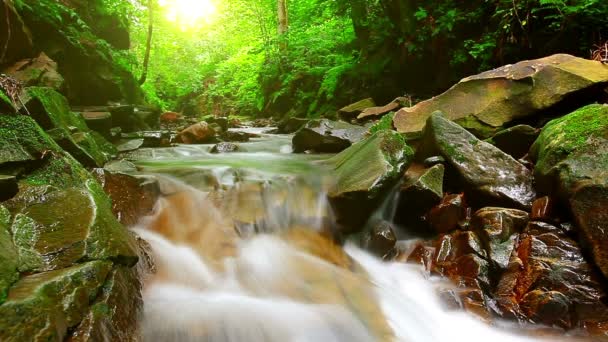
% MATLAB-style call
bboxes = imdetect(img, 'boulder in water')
[292,119,366,153]
[418,112,536,209]
[326,130,414,232]
[210,142,240,154]
[277,117,309,134]
[362,220,397,258]
[529,104,608,278]
[394,54,608,138]
[176,122,216,144]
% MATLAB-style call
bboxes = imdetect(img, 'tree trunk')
[139,0,154,85]
[277,0,288,35]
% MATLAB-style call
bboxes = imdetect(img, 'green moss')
[25,87,88,131]
[0,206,19,304]
[369,112,395,135]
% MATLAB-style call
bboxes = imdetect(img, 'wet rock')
[326,130,414,232]
[277,117,309,134]
[437,287,491,320]
[81,111,112,138]
[210,142,239,153]
[486,125,540,160]
[363,220,397,257]
[0,261,112,341]
[404,243,435,273]
[68,266,142,342]
[357,97,407,121]
[530,196,554,222]
[529,104,608,278]
[203,116,229,132]
[2,52,64,91]
[0,175,19,202]
[93,169,160,227]
[176,122,216,144]
[395,164,444,232]
[418,112,536,209]
[160,111,183,124]
[292,119,366,153]
[338,98,376,121]
[251,118,274,127]
[121,131,172,148]
[103,160,138,174]
[432,230,490,289]
[48,128,116,168]
[221,131,251,142]
[0,206,18,303]
[495,221,608,329]
[423,155,445,167]
[428,193,467,234]
[394,54,608,138]
[116,138,144,152]
[0,114,61,166]
[470,207,529,271]
[0,0,33,66]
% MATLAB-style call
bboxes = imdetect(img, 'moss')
[22,152,90,188]
[25,87,87,131]
[0,206,19,304]
[369,112,395,135]
[0,90,17,113]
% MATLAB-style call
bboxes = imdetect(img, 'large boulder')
[2,53,64,91]
[176,122,216,144]
[0,0,34,66]
[418,112,536,209]
[394,54,608,138]
[325,130,414,232]
[529,103,608,279]
[292,119,366,153]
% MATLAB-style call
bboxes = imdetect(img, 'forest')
[2,0,608,341]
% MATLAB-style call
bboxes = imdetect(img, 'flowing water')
[128,127,557,342]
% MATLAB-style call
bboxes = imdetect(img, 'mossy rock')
[394,54,608,139]
[68,266,142,341]
[0,260,112,341]
[529,104,608,279]
[325,130,414,232]
[418,112,536,209]
[292,119,366,153]
[0,206,19,304]
[0,115,62,166]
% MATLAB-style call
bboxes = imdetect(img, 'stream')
[127,127,555,342]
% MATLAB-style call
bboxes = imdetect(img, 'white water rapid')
[130,128,561,342]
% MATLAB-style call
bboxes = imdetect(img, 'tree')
[139,0,154,85]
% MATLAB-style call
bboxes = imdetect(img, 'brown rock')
[357,97,406,120]
[176,122,216,144]
[338,98,376,121]
[363,220,397,257]
[3,53,64,91]
[530,196,554,222]
[428,193,467,233]
[160,111,183,123]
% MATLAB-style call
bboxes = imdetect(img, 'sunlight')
[158,0,217,29]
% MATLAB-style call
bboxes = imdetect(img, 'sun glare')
[158,0,217,29]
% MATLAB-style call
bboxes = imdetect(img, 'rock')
[0,114,61,166]
[68,266,142,342]
[394,54,608,138]
[396,164,444,230]
[80,111,112,138]
[0,261,112,341]
[0,206,18,303]
[338,98,376,121]
[418,112,536,209]
[326,130,414,232]
[0,175,19,202]
[423,155,446,167]
[121,131,171,148]
[21,87,116,167]
[363,220,397,257]
[160,111,183,124]
[495,221,608,330]
[292,119,366,153]
[0,0,33,66]
[103,160,138,173]
[530,196,554,222]
[470,207,529,272]
[277,117,309,134]
[486,125,540,160]
[116,138,144,153]
[2,52,64,91]
[428,193,468,234]
[92,169,160,226]
[210,142,239,153]
[176,122,216,144]
[432,230,490,289]
[529,104,608,278]
[221,131,251,142]
[357,97,407,120]
[251,118,274,127]
[13,0,143,105]
[203,116,229,132]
